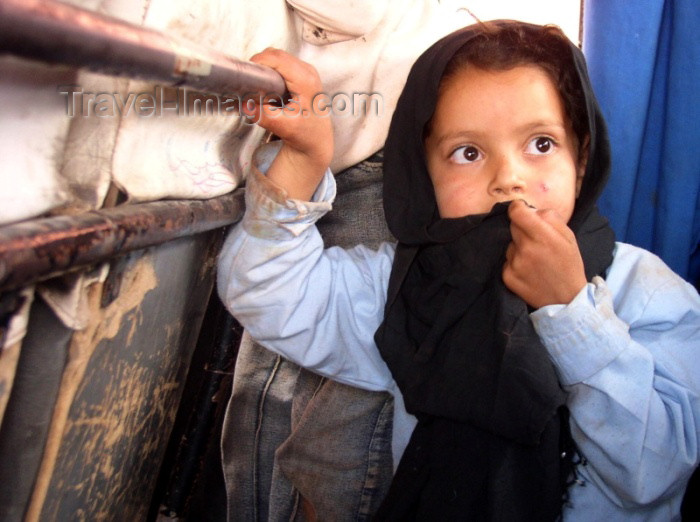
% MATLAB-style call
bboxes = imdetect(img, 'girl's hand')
[502,199,587,309]
[249,48,334,201]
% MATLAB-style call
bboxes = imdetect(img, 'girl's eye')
[526,136,556,155]
[450,145,482,164]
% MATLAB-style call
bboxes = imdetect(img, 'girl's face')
[424,64,585,221]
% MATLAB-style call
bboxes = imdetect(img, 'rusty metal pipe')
[0,191,244,292]
[0,0,286,97]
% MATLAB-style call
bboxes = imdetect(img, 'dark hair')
[433,22,588,159]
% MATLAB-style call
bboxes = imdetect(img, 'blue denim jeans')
[221,152,395,521]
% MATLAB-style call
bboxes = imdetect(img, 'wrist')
[267,145,331,201]
[558,276,588,306]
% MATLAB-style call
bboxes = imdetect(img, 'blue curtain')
[583,0,700,287]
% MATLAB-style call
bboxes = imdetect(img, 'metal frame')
[0,191,244,292]
[0,2,264,517]
[0,0,286,97]
[0,0,281,291]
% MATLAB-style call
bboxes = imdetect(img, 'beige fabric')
[0,57,75,225]
[0,0,472,225]
[109,0,296,203]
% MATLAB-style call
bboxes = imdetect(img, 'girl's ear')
[575,135,590,198]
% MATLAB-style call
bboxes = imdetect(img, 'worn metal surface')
[22,230,224,521]
[0,190,243,292]
[0,0,286,97]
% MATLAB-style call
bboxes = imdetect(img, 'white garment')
[0,0,472,225]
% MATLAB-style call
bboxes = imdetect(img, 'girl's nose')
[488,154,526,197]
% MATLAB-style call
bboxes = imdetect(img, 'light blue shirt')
[218,144,700,521]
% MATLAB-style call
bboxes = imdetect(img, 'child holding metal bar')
[218,20,700,520]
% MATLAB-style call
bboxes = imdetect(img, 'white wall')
[464,0,582,44]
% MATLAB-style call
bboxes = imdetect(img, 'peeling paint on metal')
[25,255,157,521]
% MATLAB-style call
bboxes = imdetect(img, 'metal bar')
[0,190,244,292]
[0,0,286,97]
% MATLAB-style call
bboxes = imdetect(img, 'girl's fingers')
[250,48,322,98]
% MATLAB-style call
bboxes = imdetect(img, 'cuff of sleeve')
[243,141,336,240]
[530,276,630,386]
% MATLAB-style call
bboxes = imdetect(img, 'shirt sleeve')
[217,142,397,392]
[531,244,700,509]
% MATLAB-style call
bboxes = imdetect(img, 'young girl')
[218,21,700,520]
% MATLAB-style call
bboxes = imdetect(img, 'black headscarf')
[374,21,615,520]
